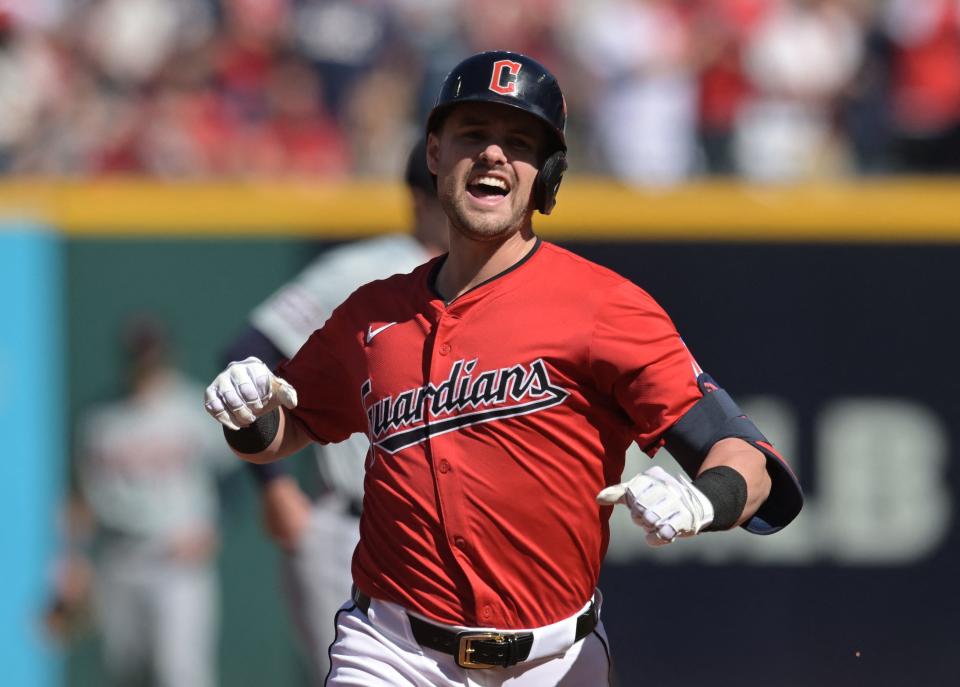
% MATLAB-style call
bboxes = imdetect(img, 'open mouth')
[467,175,510,203]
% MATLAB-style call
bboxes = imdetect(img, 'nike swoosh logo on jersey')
[366,322,398,343]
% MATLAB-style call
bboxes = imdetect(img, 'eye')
[508,136,535,152]
[458,128,485,142]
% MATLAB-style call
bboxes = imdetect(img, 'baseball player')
[204,51,803,686]
[221,138,447,681]
[54,317,233,687]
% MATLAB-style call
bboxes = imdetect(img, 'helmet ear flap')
[534,151,568,215]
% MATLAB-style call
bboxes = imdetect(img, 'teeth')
[472,176,508,190]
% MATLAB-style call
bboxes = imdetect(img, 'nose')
[478,142,507,166]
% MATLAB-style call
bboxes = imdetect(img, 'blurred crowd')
[1,0,960,185]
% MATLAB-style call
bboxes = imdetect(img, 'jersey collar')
[427,237,542,307]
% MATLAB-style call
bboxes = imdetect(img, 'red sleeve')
[274,303,367,445]
[589,281,703,455]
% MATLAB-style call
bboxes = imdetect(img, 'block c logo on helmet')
[489,59,522,95]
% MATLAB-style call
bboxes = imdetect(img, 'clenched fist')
[203,356,298,431]
[597,466,714,546]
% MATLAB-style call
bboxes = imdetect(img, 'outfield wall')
[2,179,958,686]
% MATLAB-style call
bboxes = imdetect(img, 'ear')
[426,133,441,176]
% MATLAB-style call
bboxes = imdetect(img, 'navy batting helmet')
[426,51,568,215]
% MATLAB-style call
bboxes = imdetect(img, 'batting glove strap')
[669,471,715,536]
[693,466,748,531]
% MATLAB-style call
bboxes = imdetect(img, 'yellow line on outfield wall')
[1,177,959,240]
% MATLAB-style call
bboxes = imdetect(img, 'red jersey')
[277,240,702,629]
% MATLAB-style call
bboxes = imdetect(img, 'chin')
[459,225,514,242]
[453,211,520,241]
[441,182,533,241]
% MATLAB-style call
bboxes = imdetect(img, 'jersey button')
[480,605,492,621]
[438,460,450,474]
[438,343,451,356]
[454,536,467,549]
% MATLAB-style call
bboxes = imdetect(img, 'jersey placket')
[424,302,502,627]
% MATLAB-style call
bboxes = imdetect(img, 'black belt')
[351,587,598,669]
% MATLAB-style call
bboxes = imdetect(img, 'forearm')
[225,408,312,464]
[698,437,771,526]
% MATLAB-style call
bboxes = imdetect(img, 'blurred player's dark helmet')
[426,50,568,215]
[405,137,437,199]
[120,314,171,384]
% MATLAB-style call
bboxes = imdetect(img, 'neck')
[436,226,536,302]
[415,233,448,259]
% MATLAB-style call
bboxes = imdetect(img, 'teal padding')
[0,226,63,687]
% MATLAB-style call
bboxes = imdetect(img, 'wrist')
[692,466,748,531]
[224,408,281,455]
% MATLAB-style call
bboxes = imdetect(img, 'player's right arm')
[207,289,370,465]
[204,356,312,463]
[221,327,312,548]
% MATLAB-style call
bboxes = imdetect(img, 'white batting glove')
[203,356,298,431]
[596,466,714,546]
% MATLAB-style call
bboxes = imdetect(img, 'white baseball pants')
[325,592,612,686]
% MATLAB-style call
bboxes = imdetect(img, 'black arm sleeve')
[222,326,289,486]
[664,373,803,535]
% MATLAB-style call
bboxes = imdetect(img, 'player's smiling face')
[428,102,546,241]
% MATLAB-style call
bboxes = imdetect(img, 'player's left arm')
[591,282,802,545]
[598,372,802,546]
[696,437,770,528]
[660,371,802,535]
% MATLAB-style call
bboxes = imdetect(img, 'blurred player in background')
[46,316,234,687]
[221,137,447,681]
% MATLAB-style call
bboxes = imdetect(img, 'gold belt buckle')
[456,632,505,669]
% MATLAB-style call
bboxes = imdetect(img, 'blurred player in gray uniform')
[222,138,447,681]
[48,317,234,687]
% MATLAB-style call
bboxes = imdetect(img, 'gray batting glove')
[596,466,714,546]
[203,356,298,431]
